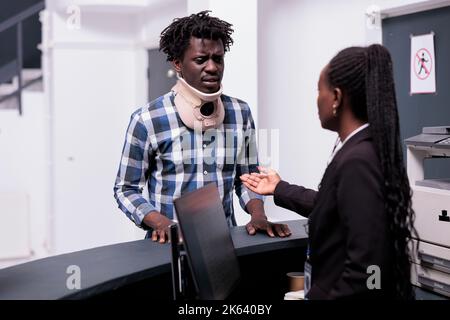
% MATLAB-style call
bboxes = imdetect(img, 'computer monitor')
[174,183,241,300]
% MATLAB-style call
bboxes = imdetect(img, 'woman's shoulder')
[344,138,377,159]
[336,138,380,172]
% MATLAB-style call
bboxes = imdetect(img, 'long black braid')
[327,44,418,299]
[159,10,234,61]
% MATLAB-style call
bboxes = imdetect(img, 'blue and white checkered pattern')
[114,91,263,232]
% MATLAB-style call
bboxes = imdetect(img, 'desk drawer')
[412,187,450,245]
[411,240,450,274]
[412,262,450,297]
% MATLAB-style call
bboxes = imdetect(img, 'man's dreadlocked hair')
[159,10,234,61]
[327,44,418,300]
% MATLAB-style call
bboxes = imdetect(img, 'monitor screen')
[174,183,240,300]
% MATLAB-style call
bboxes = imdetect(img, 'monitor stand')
[169,223,196,300]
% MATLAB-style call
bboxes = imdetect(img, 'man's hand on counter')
[246,215,292,238]
[143,211,173,243]
[245,199,291,238]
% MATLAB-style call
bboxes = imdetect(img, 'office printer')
[405,126,450,297]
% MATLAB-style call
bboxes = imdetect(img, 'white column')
[187,0,209,15]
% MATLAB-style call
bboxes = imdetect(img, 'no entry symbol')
[414,48,432,80]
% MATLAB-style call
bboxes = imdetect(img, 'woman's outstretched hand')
[240,166,282,196]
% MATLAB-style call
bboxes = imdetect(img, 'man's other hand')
[246,216,291,238]
[143,211,173,243]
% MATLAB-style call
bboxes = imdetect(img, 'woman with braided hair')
[241,44,417,299]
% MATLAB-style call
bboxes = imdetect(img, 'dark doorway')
[147,48,177,102]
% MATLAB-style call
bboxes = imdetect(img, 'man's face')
[172,37,225,93]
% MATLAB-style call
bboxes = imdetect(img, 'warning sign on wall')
[411,33,436,94]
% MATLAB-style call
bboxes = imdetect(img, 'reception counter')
[0,219,308,300]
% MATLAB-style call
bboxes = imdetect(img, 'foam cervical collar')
[172,77,225,131]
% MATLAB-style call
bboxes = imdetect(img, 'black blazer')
[274,127,395,299]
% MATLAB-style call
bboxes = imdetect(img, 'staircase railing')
[0,1,45,115]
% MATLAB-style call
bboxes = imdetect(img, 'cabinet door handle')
[439,210,450,222]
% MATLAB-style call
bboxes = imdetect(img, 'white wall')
[51,48,147,253]
[0,90,47,269]
[45,1,150,254]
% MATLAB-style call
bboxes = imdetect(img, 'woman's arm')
[274,181,318,217]
[240,167,318,217]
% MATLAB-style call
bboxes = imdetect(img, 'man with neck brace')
[114,11,291,243]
